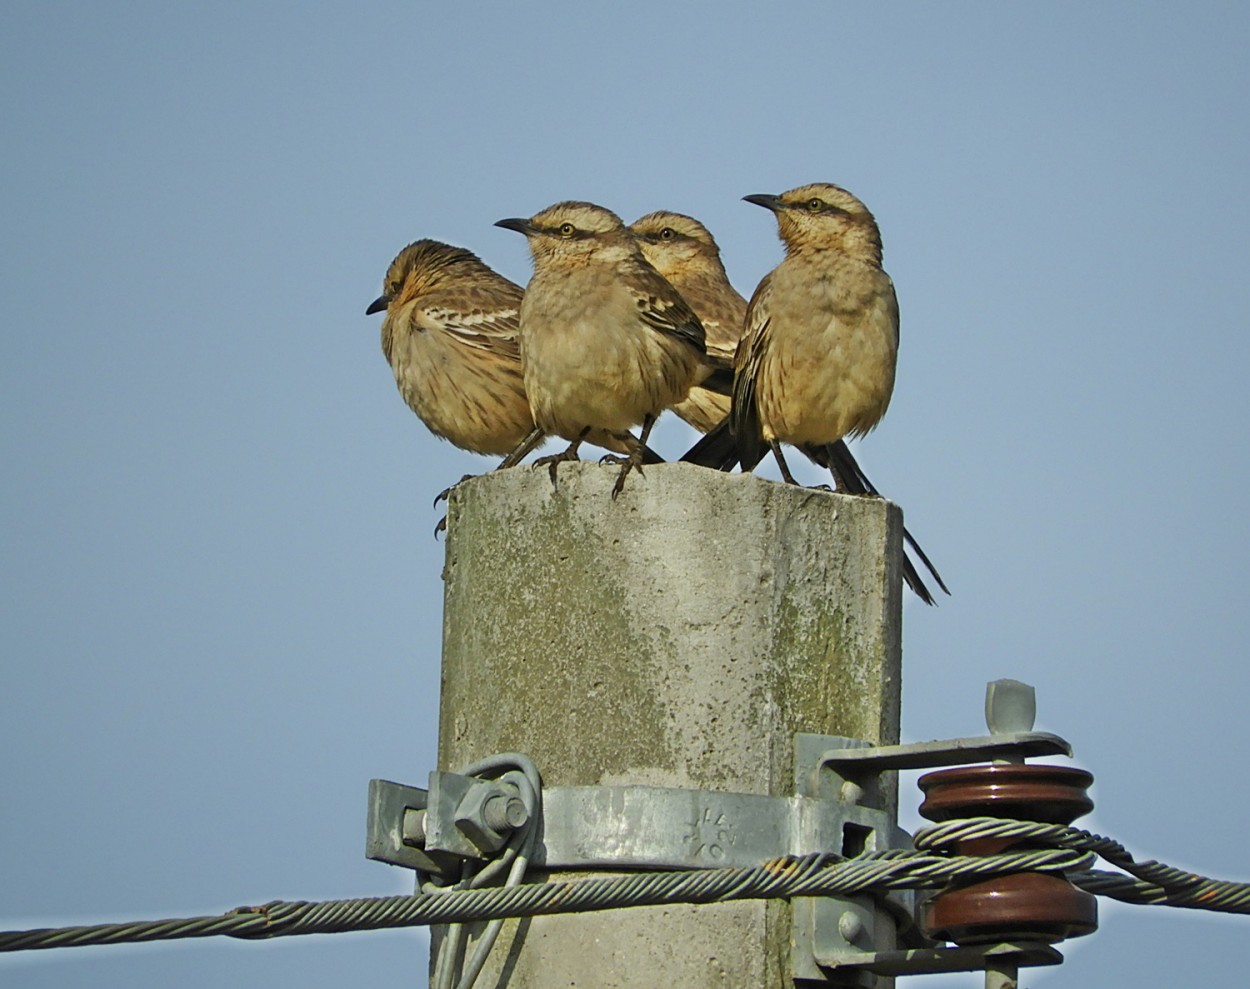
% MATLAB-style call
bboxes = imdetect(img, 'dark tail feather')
[894,552,937,605]
[806,441,951,605]
[680,417,741,471]
[817,441,879,496]
[898,528,948,598]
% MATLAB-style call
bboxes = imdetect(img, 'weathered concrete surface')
[436,461,903,986]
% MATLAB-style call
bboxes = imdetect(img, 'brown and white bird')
[365,238,544,462]
[637,208,947,604]
[495,201,706,495]
[732,183,899,482]
[629,211,741,433]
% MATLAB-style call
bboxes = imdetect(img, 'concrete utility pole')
[437,462,903,987]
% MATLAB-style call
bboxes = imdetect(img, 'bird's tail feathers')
[806,441,951,604]
[680,418,741,471]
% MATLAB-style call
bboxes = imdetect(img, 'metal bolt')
[453,783,529,854]
[985,960,1018,989]
[401,808,427,847]
[837,910,865,945]
[483,793,529,832]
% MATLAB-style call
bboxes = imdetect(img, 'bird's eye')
[807,198,824,212]
[659,227,675,240]
[559,223,576,236]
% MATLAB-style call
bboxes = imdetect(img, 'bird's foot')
[433,474,475,507]
[533,445,582,490]
[433,515,447,539]
[600,453,644,499]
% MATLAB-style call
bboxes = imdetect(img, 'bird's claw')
[433,474,475,507]
[609,458,644,499]
[533,450,581,491]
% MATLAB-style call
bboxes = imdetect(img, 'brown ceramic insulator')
[918,764,1094,826]
[923,872,1098,945]
[917,763,1097,945]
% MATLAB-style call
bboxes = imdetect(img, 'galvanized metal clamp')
[366,680,1077,986]
[794,679,1075,985]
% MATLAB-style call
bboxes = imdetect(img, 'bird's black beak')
[365,294,390,316]
[495,217,537,235]
[743,193,783,212]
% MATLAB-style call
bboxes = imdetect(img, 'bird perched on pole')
[733,182,899,484]
[634,209,947,604]
[629,211,740,434]
[365,239,546,464]
[495,201,707,496]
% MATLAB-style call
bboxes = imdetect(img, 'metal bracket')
[369,778,906,872]
[823,940,1064,977]
[366,771,529,878]
[817,730,1071,774]
[793,678,1078,983]
[791,733,917,983]
[366,779,459,876]
[367,680,1076,986]
[534,784,910,871]
[815,681,1072,777]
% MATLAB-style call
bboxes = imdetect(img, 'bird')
[495,201,707,496]
[732,183,899,485]
[628,211,740,433]
[634,209,947,604]
[366,238,545,462]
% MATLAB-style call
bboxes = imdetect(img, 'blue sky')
[2,3,1248,986]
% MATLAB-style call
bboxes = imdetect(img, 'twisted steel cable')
[914,817,1250,912]
[0,847,1093,953]
[2,819,1247,954]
